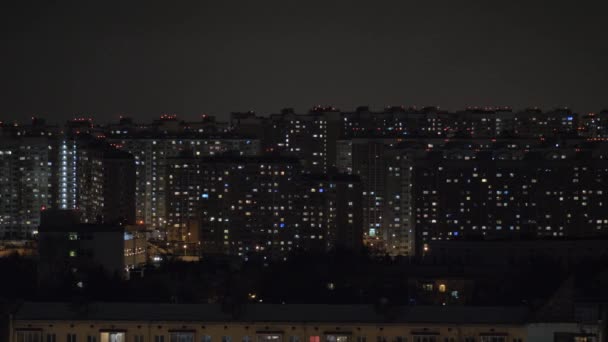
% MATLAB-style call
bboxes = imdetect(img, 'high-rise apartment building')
[0,135,56,238]
[76,141,136,225]
[58,139,78,210]
[108,116,260,233]
[231,107,342,174]
[338,138,416,256]
[340,137,608,257]
[166,153,362,258]
[197,155,302,259]
[300,173,363,253]
[166,151,202,246]
[411,142,608,255]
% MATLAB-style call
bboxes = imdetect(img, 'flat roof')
[14,303,529,324]
[38,224,124,233]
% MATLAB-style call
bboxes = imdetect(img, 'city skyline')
[2,105,607,126]
[1,2,608,340]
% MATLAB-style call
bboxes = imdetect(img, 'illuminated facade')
[166,151,203,246]
[339,106,578,139]
[340,137,608,257]
[197,155,303,259]
[412,145,608,255]
[277,111,329,174]
[340,139,416,256]
[108,125,260,233]
[58,139,78,210]
[231,107,342,174]
[579,110,608,138]
[166,154,362,258]
[299,174,363,253]
[0,136,56,238]
[350,139,389,252]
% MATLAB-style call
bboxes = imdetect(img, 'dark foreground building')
[37,210,125,287]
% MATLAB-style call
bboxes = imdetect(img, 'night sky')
[1,1,607,123]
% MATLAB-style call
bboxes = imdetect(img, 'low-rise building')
[10,303,534,342]
[11,302,603,342]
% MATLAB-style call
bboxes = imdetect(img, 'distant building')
[3,106,607,253]
[273,109,329,174]
[513,108,577,138]
[339,137,608,257]
[299,173,363,253]
[166,151,203,246]
[196,154,303,259]
[579,110,608,138]
[57,138,79,210]
[231,107,341,174]
[166,153,362,259]
[409,142,608,255]
[342,138,415,256]
[424,239,608,269]
[0,135,57,238]
[107,118,260,232]
[76,140,136,225]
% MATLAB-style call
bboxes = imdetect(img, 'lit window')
[258,336,281,342]
[101,332,125,342]
[170,332,194,342]
[326,336,349,342]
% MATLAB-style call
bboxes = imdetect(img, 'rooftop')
[14,303,530,324]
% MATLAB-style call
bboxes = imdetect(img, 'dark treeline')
[2,249,606,309]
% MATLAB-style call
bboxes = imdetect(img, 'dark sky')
[1,1,607,123]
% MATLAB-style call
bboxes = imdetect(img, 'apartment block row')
[10,302,602,342]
